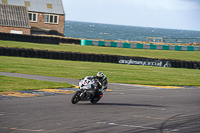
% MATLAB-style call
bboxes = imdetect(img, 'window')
[45,14,59,24]
[2,0,8,4]
[28,12,37,22]
[54,16,58,23]
[50,15,53,23]
[45,15,49,23]
[46,3,53,9]
[24,1,30,7]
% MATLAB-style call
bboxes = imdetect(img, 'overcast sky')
[63,0,200,31]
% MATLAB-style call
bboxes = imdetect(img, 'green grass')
[1,56,200,87]
[0,75,73,92]
[0,40,200,61]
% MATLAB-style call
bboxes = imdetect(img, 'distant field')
[0,40,200,61]
[1,56,200,87]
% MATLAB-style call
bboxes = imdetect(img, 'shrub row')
[0,47,199,69]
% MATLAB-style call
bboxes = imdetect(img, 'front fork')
[79,89,86,99]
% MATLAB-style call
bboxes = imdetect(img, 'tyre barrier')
[0,32,80,45]
[59,38,80,44]
[0,32,60,45]
[0,47,200,69]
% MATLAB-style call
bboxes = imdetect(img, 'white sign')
[118,58,171,67]
[10,30,23,34]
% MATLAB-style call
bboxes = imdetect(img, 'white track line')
[96,122,157,130]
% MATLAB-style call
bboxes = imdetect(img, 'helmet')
[97,72,104,78]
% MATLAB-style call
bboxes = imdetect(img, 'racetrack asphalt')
[0,72,200,133]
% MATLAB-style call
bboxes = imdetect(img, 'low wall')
[81,39,200,51]
[0,47,200,69]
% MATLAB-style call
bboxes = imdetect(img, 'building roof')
[0,0,65,15]
[0,4,31,28]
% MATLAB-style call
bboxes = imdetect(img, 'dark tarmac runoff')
[0,72,200,133]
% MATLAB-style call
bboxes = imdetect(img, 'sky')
[62,0,200,31]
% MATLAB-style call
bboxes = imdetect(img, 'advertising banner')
[118,57,171,67]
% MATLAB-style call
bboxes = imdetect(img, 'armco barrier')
[0,47,200,69]
[81,39,200,51]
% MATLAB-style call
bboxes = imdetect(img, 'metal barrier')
[81,39,200,51]
[147,37,200,44]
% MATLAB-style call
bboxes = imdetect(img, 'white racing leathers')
[94,75,108,93]
[102,76,108,93]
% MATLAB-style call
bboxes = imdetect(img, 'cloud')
[63,0,200,31]
[108,0,200,10]
[157,0,200,10]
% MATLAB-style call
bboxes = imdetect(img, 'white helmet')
[97,72,104,78]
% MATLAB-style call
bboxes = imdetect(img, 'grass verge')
[0,75,73,92]
[0,40,200,61]
[1,56,200,87]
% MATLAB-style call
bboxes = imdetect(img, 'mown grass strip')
[1,56,200,86]
[0,40,199,61]
[0,75,73,92]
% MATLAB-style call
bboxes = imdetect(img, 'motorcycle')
[71,76,103,104]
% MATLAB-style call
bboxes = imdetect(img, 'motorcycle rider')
[93,72,108,93]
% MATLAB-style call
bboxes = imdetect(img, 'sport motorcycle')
[71,76,103,104]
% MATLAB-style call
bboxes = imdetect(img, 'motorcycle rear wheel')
[71,91,81,104]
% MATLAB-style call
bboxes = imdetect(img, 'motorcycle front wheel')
[71,91,82,104]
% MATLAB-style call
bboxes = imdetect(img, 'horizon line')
[65,20,200,32]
